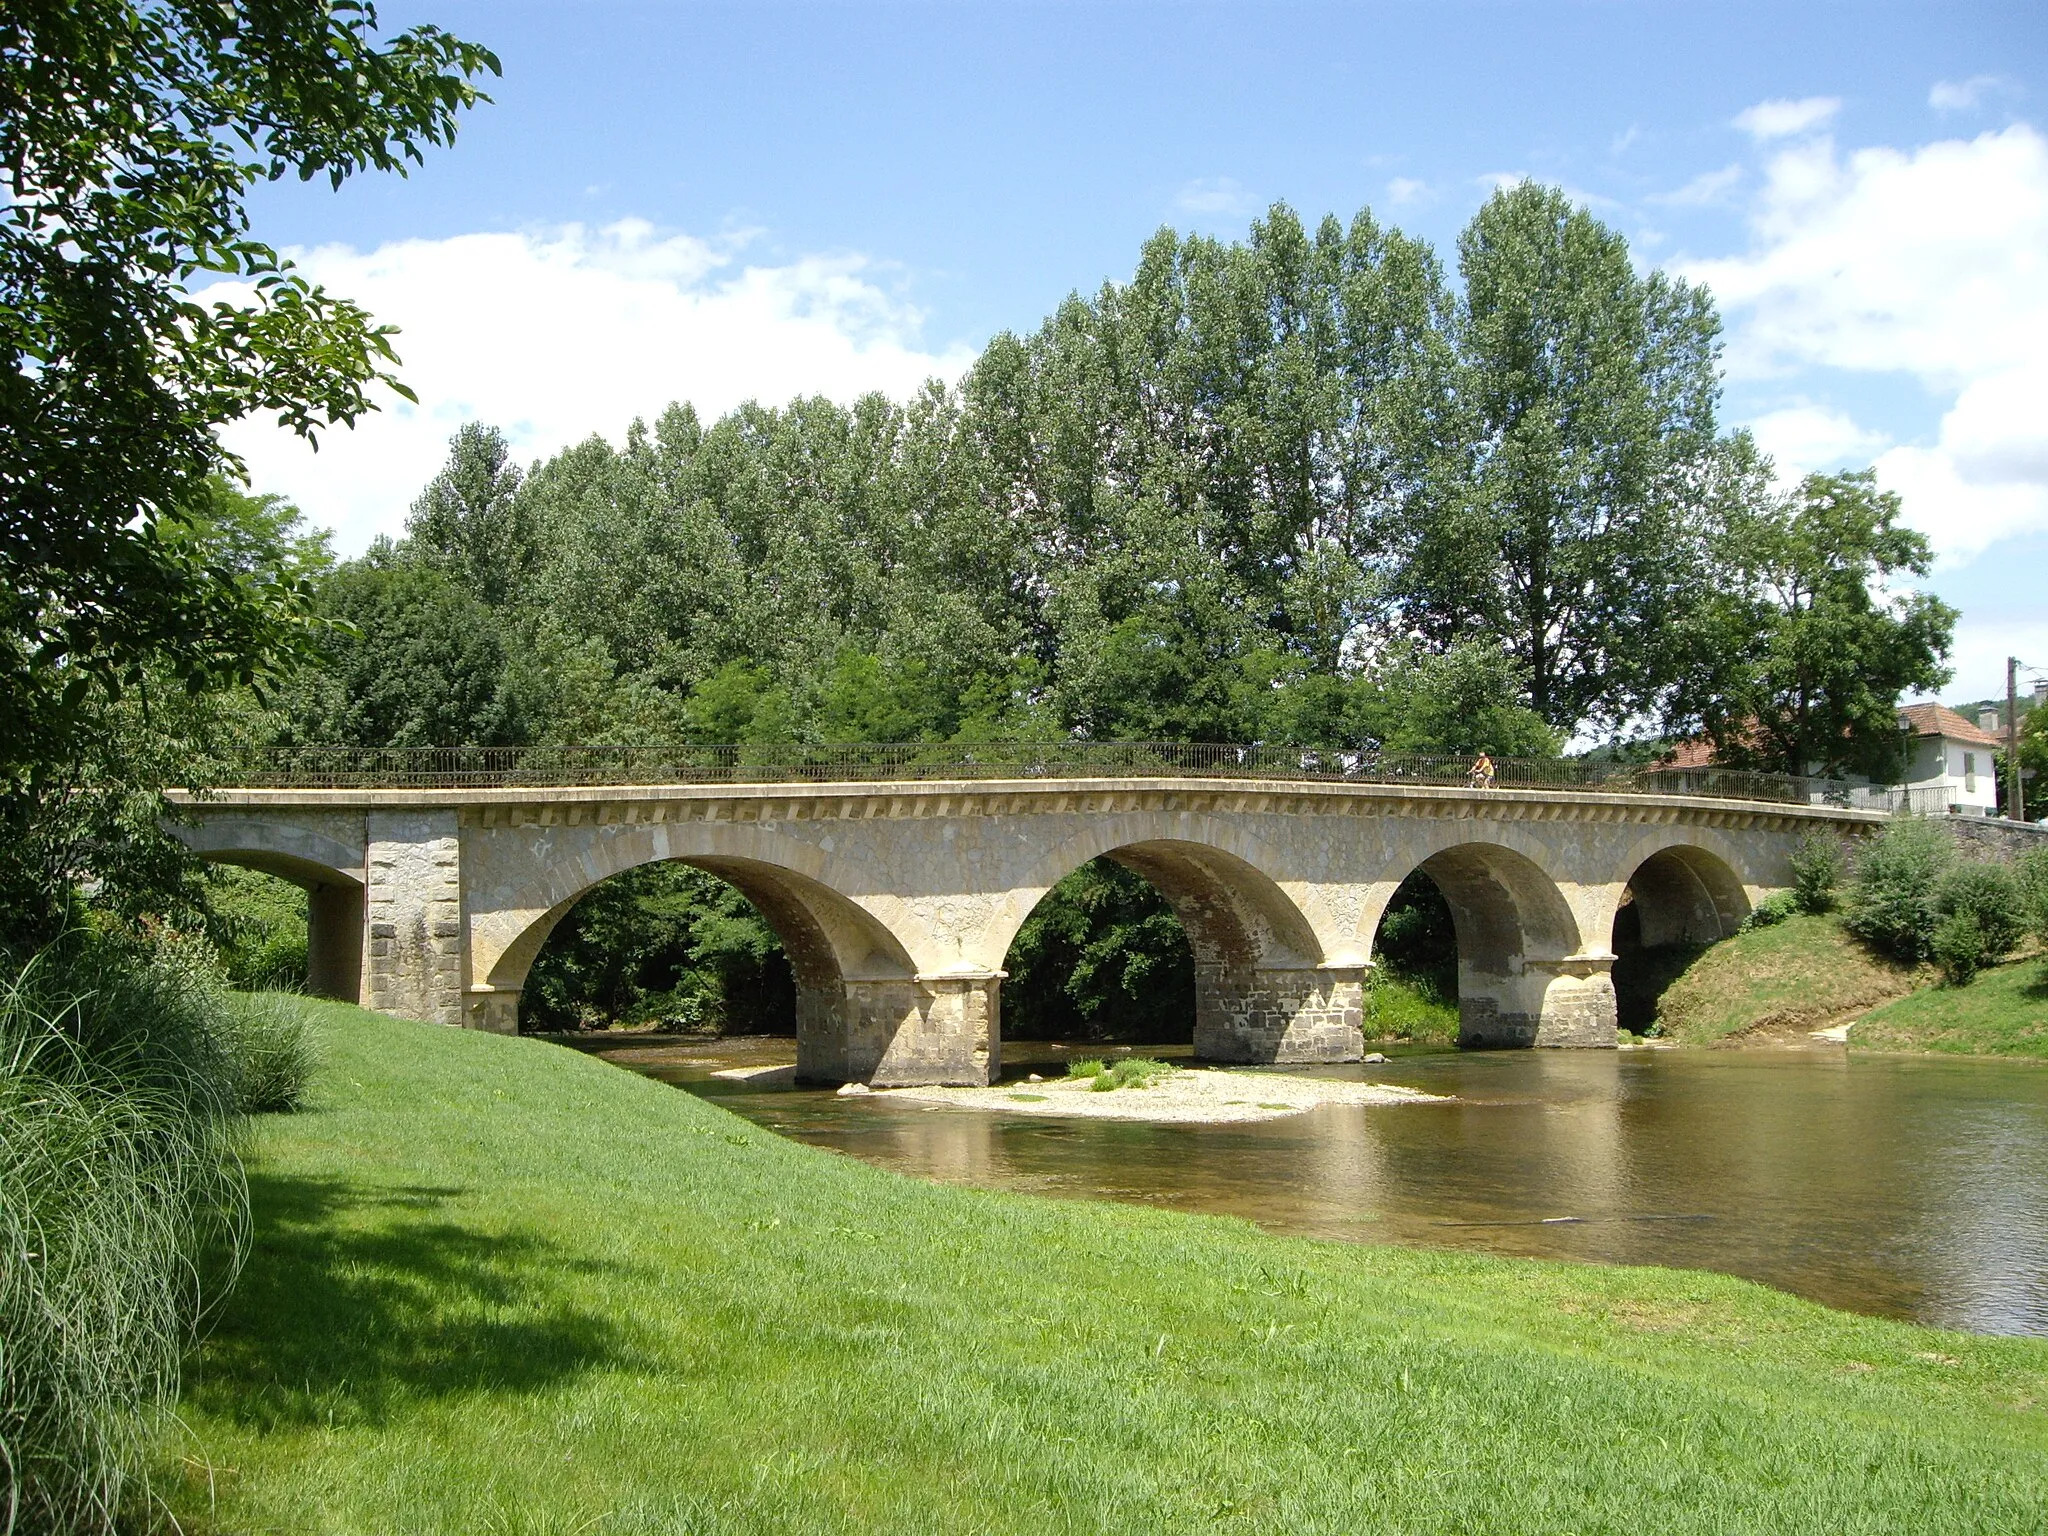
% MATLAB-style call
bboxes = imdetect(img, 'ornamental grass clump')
[219,991,317,1113]
[1072,1056,1175,1091]
[0,938,249,1535]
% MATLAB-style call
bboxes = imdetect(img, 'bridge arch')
[1368,840,1604,1048]
[467,825,920,1070]
[1614,841,1751,950]
[993,825,1360,1064]
[174,816,366,1003]
[989,812,1343,968]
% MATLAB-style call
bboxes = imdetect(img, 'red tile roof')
[1659,737,1720,770]
[1652,703,2004,773]
[1898,702,2004,749]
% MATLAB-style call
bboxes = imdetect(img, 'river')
[586,1037,2048,1336]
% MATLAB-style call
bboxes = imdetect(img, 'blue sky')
[223,1,2048,704]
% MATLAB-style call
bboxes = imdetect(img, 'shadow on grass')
[184,1172,640,1431]
[2022,962,2048,1004]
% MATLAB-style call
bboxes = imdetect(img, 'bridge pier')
[1194,962,1367,1063]
[1456,956,1618,1048]
[797,975,1001,1087]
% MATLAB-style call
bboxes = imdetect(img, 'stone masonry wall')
[1192,963,1366,1063]
[364,810,465,1026]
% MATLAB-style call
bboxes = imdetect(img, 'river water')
[588,1037,2048,1336]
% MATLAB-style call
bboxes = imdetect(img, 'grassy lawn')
[1651,915,1920,1045]
[1855,957,2048,1058]
[162,998,2048,1534]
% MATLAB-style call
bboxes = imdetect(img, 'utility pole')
[2009,656,2025,823]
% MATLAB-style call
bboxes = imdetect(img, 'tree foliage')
[1404,185,1726,733]
[1003,860,1196,1042]
[0,1,494,945]
[1676,470,1954,779]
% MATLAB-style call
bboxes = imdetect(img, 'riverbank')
[1642,913,2048,1058]
[159,997,2047,1533]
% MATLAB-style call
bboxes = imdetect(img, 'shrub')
[219,992,317,1113]
[1931,911,1989,986]
[1844,818,1953,962]
[1788,831,1845,914]
[1740,892,1798,931]
[1933,863,2026,966]
[2017,847,2048,941]
[0,937,248,1534]
[204,865,309,992]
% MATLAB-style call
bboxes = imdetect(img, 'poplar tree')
[1401,183,1725,736]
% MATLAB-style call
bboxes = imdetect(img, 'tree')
[1680,471,1954,780]
[406,422,534,605]
[1371,641,1559,757]
[1401,183,1726,736]
[2,3,496,770]
[285,556,522,749]
[1002,859,1196,1042]
[1,1,495,938]
[0,483,325,944]
[2008,704,2048,821]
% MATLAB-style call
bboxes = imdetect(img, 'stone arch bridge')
[171,775,1881,1086]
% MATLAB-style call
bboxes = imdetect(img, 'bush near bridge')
[155,996,2048,1535]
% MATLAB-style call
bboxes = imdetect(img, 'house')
[1648,703,2008,816]
[1888,702,2003,816]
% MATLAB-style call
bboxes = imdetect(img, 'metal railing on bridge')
[211,742,1851,807]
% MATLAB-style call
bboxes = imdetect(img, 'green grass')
[1653,915,1920,1045]
[161,998,2048,1534]
[1365,973,1458,1045]
[1076,1056,1175,1090]
[1855,956,2048,1058]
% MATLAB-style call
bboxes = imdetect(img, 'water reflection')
[586,1036,2048,1335]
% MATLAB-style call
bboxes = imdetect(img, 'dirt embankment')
[1653,914,1921,1047]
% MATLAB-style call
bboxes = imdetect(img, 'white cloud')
[1651,164,1743,207]
[1684,125,2048,564]
[1174,176,1258,217]
[202,221,974,554]
[1385,176,1430,206]
[1929,75,2004,113]
[1745,403,1889,484]
[1732,96,1840,141]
